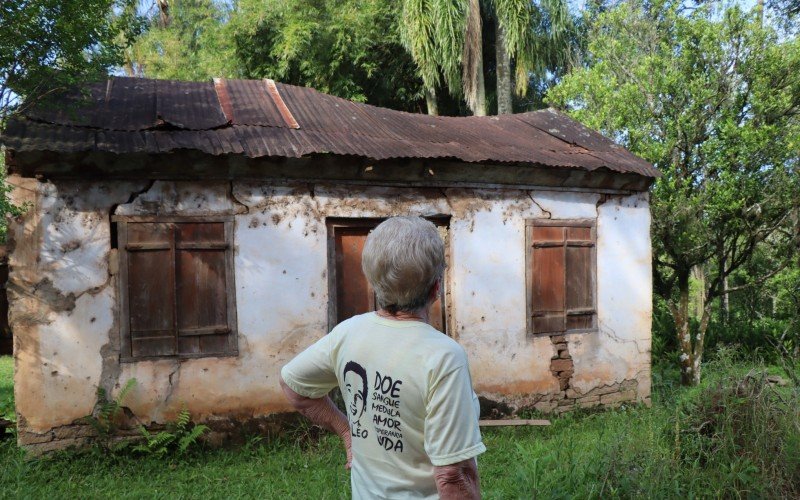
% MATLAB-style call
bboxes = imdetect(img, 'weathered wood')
[526,219,598,336]
[479,419,551,427]
[326,218,450,333]
[119,217,238,361]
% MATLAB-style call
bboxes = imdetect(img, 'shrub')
[674,350,800,497]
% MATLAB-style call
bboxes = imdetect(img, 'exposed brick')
[533,401,556,413]
[559,350,571,359]
[18,431,55,445]
[583,383,622,398]
[558,378,569,391]
[600,390,637,405]
[25,437,88,456]
[52,425,95,440]
[550,359,573,372]
[551,335,566,343]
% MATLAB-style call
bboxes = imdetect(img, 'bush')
[674,350,800,497]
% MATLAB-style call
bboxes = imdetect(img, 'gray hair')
[361,216,445,313]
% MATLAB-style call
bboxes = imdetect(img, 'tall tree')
[463,0,486,115]
[400,0,576,116]
[400,0,468,114]
[0,0,143,123]
[127,0,237,80]
[234,0,424,111]
[493,0,573,114]
[547,0,800,385]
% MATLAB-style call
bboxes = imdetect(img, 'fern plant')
[84,378,137,451]
[133,406,208,456]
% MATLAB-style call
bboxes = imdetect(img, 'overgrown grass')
[0,355,13,422]
[0,353,797,498]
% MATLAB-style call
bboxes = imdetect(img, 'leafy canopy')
[127,0,238,80]
[547,0,800,383]
[233,0,424,111]
[0,0,144,122]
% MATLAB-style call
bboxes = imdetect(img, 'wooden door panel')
[332,221,449,334]
[335,229,373,324]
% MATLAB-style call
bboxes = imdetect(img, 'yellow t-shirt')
[281,312,486,499]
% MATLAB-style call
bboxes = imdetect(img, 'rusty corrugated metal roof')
[1,76,659,178]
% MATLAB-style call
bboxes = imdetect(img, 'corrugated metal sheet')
[2,76,660,178]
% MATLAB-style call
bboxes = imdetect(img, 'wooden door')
[331,221,448,334]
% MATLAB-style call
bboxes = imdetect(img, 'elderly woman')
[280,216,485,499]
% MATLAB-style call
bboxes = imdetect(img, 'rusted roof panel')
[2,76,660,178]
[221,79,285,127]
[155,79,228,130]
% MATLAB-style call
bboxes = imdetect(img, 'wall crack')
[528,193,552,218]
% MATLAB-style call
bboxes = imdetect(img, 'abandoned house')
[1,77,659,452]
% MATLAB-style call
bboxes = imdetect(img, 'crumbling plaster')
[8,177,651,443]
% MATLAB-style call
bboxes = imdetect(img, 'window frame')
[525,218,598,337]
[113,215,239,362]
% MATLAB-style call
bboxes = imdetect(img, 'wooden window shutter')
[117,217,237,361]
[175,222,233,356]
[527,220,596,335]
[125,222,177,357]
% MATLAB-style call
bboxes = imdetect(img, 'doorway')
[326,218,449,334]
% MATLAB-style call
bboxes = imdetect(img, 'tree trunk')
[691,265,705,320]
[495,17,512,115]
[669,270,696,386]
[722,276,729,321]
[693,300,713,385]
[463,0,487,116]
[474,61,486,116]
[425,87,439,116]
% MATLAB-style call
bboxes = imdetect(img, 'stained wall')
[7,177,652,451]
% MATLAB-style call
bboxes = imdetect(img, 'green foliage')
[132,407,208,456]
[0,152,25,243]
[674,350,800,496]
[547,0,800,384]
[128,0,238,80]
[0,0,145,122]
[0,355,798,497]
[400,0,579,113]
[0,357,13,424]
[84,378,137,450]
[233,0,424,111]
[494,0,574,96]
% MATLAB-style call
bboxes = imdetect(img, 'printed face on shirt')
[343,361,368,423]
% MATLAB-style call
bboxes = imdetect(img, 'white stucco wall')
[8,178,652,443]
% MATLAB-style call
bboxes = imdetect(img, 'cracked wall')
[8,178,652,450]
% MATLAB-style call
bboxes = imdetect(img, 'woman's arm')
[279,376,353,468]
[434,458,480,499]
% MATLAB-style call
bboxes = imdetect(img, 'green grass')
[0,355,13,422]
[0,353,797,499]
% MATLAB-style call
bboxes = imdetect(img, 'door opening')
[327,218,450,334]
